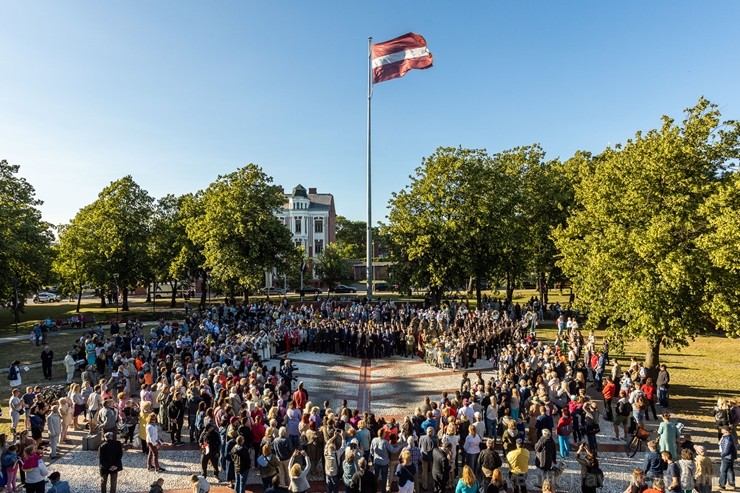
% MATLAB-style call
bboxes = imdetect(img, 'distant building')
[275,184,336,278]
[351,261,392,281]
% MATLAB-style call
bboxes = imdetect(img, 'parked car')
[329,284,357,294]
[261,287,286,295]
[374,282,389,292]
[294,287,322,294]
[33,292,61,303]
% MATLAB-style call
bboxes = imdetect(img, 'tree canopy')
[0,160,53,321]
[55,177,157,311]
[384,145,565,305]
[554,98,740,367]
[314,243,349,288]
[184,164,297,300]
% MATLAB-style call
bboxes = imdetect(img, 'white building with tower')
[273,184,336,282]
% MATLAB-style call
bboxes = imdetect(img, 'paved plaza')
[46,351,650,493]
[287,352,495,417]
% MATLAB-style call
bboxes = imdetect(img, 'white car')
[33,292,61,303]
[261,287,286,296]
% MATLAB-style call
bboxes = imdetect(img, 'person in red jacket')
[293,382,308,410]
[602,377,617,421]
[251,413,267,467]
[556,408,573,459]
[640,378,658,421]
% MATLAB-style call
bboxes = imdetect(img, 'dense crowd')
[2,297,738,493]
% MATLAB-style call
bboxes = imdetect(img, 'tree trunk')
[543,272,551,306]
[76,287,82,313]
[122,287,129,311]
[429,286,443,306]
[100,289,107,308]
[505,272,514,304]
[538,271,547,305]
[146,282,151,303]
[200,274,208,309]
[228,285,236,306]
[645,338,661,380]
[475,278,482,307]
[169,280,178,308]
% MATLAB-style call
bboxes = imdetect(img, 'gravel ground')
[292,355,360,411]
[48,448,203,493]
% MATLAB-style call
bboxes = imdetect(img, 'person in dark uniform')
[99,432,124,493]
[432,441,451,493]
[41,346,54,380]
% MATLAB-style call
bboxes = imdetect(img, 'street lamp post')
[113,273,119,322]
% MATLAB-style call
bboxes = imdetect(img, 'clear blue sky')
[2,1,739,227]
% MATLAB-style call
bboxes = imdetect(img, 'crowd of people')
[1,297,738,493]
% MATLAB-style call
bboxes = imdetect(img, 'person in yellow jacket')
[506,439,530,493]
[139,401,153,454]
[693,445,714,493]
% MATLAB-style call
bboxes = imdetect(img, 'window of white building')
[314,218,323,233]
[295,217,302,234]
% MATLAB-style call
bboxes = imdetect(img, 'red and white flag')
[372,32,433,84]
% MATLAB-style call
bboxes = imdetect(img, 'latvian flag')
[372,32,433,84]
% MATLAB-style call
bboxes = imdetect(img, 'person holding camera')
[288,449,311,493]
[576,443,604,493]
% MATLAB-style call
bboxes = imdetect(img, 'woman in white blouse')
[146,414,165,473]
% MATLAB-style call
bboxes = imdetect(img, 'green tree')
[554,98,740,369]
[171,193,209,308]
[335,216,365,259]
[53,218,105,312]
[334,216,387,260]
[0,160,54,323]
[698,170,740,335]
[386,147,519,305]
[487,145,548,303]
[56,176,154,310]
[150,194,190,307]
[184,164,296,302]
[314,243,349,288]
[520,152,581,304]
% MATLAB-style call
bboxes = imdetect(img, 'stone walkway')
[39,350,723,493]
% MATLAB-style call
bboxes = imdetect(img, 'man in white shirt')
[63,352,77,385]
[457,399,475,423]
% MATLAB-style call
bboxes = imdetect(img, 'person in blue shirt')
[420,412,437,434]
[642,439,664,480]
[719,427,737,490]
[48,471,71,493]
[33,324,42,347]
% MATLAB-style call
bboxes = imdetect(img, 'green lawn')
[0,297,186,336]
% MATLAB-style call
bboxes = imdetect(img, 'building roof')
[281,185,335,212]
[291,184,308,198]
[308,193,333,206]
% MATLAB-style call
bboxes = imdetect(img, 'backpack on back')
[716,408,729,426]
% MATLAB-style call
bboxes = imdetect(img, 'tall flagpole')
[366,37,373,298]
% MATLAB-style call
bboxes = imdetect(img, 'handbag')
[586,422,600,434]
[133,435,141,448]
